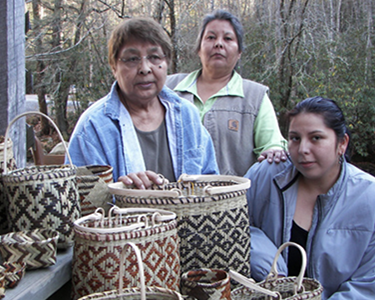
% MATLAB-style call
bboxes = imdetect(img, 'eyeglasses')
[118,54,166,68]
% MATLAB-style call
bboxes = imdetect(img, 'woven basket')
[2,111,81,249]
[78,242,183,300]
[0,261,26,288]
[76,165,114,216]
[109,174,251,276]
[230,242,323,300]
[72,206,180,300]
[0,229,59,270]
[0,137,17,235]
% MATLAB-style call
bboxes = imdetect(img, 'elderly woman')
[166,10,287,176]
[67,17,219,189]
[246,97,375,299]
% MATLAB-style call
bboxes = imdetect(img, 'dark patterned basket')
[0,137,17,235]
[76,165,113,216]
[2,112,81,249]
[230,242,323,300]
[109,174,251,276]
[78,242,183,300]
[0,261,26,288]
[0,229,59,270]
[72,206,180,300]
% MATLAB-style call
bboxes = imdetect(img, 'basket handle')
[109,206,177,223]
[2,111,73,175]
[229,270,279,298]
[108,174,251,197]
[230,242,307,298]
[119,242,146,300]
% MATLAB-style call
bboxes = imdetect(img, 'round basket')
[0,229,59,269]
[0,261,26,288]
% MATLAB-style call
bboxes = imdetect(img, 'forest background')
[25,0,375,171]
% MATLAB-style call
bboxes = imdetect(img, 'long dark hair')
[287,96,351,161]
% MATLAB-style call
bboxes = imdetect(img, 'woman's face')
[288,112,348,182]
[198,20,241,74]
[112,39,167,105]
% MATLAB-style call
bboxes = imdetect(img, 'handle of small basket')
[2,111,73,175]
[73,208,147,234]
[110,206,177,223]
[177,174,251,195]
[267,241,307,295]
[119,242,146,300]
[108,181,181,197]
[229,270,279,298]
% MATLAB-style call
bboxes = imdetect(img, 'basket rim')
[0,229,59,245]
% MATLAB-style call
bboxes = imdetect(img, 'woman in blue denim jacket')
[245,96,375,299]
[67,17,219,188]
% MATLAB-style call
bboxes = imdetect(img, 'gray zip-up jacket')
[245,159,375,299]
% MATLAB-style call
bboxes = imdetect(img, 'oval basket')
[72,206,180,300]
[109,174,251,276]
[2,111,81,249]
[0,229,59,270]
[78,242,183,300]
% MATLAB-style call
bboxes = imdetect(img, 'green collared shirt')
[173,69,286,155]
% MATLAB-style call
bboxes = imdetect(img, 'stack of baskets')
[108,174,252,277]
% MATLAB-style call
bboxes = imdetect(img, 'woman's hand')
[258,149,288,164]
[118,170,165,190]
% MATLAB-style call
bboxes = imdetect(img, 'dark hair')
[288,96,351,160]
[108,17,172,70]
[194,10,244,54]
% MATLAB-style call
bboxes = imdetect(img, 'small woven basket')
[109,174,251,276]
[72,206,180,300]
[0,261,26,288]
[76,165,113,216]
[2,111,81,249]
[0,229,59,270]
[78,242,183,300]
[230,242,323,300]
[0,137,17,235]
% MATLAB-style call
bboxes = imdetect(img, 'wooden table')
[4,247,73,300]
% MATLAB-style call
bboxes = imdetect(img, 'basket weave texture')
[111,174,251,276]
[72,207,180,300]
[0,138,17,235]
[2,112,81,249]
[0,229,59,269]
[0,261,26,288]
[76,165,113,216]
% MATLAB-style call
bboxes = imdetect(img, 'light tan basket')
[230,242,323,300]
[78,242,183,300]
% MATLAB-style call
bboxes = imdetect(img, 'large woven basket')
[230,242,323,300]
[109,174,251,276]
[0,229,59,270]
[72,206,180,300]
[0,137,17,235]
[2,112,81,249]
[76,165,114,216]
[78,242,183,300]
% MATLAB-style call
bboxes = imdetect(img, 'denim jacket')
[67,82,219,181]
[245,159,375,299]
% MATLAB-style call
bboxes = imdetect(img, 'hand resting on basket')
[118,170,166,190]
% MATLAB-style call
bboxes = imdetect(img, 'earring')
[339,153,344,164]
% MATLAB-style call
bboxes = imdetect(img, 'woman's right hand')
[118,170,165,190]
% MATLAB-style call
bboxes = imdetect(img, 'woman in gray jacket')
[245,96,375,299]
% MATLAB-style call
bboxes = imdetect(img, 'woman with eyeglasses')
[67,17,219,188]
